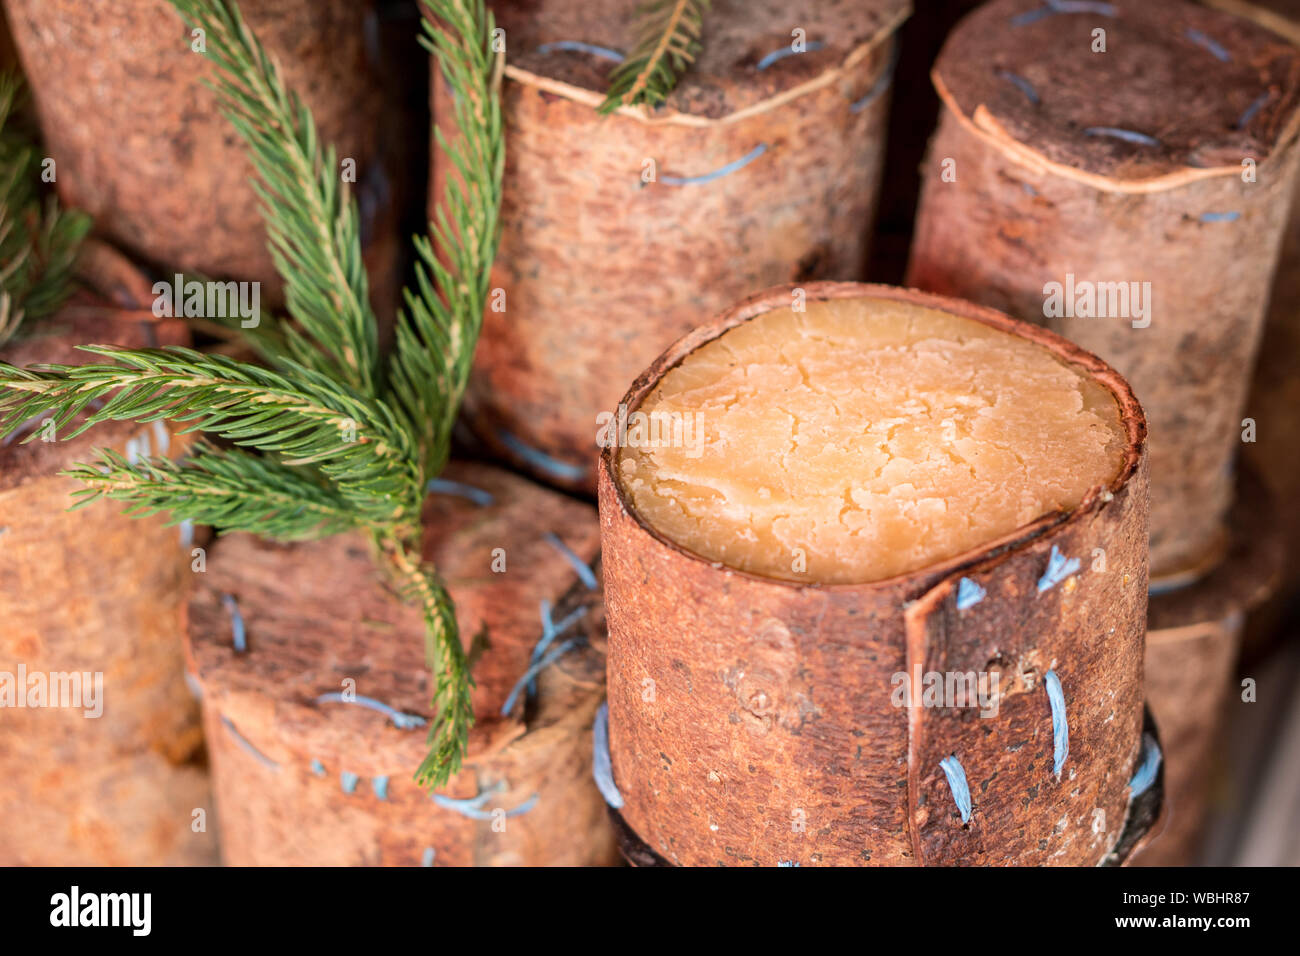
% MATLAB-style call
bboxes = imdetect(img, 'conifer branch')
[66,441,359,540]
[0,72,91,345]
[388,0,504,476]
[167,0,380,396]
[598,0,710,114]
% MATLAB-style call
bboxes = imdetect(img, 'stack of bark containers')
[434,0,910,492]
[0,252,216,865]
[598,283,1162,866]
[906,0,1300,863]
[185,462,620,866]
[1,0,401,316]
[1202,0,1300,653]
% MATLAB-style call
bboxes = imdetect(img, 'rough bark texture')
[436,0,909,493]
[3,0,396,308]
[907,0,1300,581]
[186,462,619,866]
[0,300,215,866]
[1135,468,1283,866]
[599,282,1152,866]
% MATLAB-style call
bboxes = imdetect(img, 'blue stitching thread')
[310,759,326,776]
[341,771,359,794]
[778,861,801,867]
[1128,732,1162,798]
[543,532,598,590]
[314,692,427,730]
[501,638,580,716]
[1044,669,1069,776]
[184,672,204,700]
[372,776,390,801]
[221,716,279,771]
[1011,0,1116,26]
[220,593,247,652]
[956,577,986,611]
[426,477,495,507]
[1084,127,1161,147]
[1186,28,1231,62]
[660,144,769,186]
[1037,546,1080,593]
[939,755,972,823]
[431,783,539,819]
[536,41,625,63]
[421,847,436,867]
[1237,92,1270,129]
[996,69,1039,105]
[498,429,587,482]
[1199,211,1241,223]
[850,45,899,114]
[756,41,825,71]
[178,519,195,548]
[528,600,589,696]
[592,702,625,808]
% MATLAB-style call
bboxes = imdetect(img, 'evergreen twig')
[598,0,710,114]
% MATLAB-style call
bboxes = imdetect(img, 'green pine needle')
[599,0,710,114]
[66,441,360,540]
[168,0,380,397]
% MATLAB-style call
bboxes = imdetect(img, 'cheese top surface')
[616,297,1126,584]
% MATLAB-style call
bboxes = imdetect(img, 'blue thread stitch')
[1037,546,1080,593]
[1238,92,1270,129]
[421,847,436,867]
[1011,0,1116,26]
[536,41,625,62]
[501,638,580,716]
[310,759,326,776]
[1186,28,1230,62]
[221,593,247,652]
[1129,733,1161,798]
[431,783,538,820]
[592,702,625,808]
[543,531,599,590]
[777,861,801,867]
[372,776,390,801]
[1044,669,1069,776]
[956,578,986,611]
[314,692,427,730]
[996,69,1039,105]
[1199,211,1241,223]
[427,477,495,507]
[498,429,586,482]
[340,772,359,794]
[660,144,769,186]
[221,716,279,770]
[528,601,589,696]
[850,45,898,114]
[756,41,825,71]
[178,519,195,548]
[1084,127,1161,147]
[939,755,972,823]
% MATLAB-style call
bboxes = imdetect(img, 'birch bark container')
[2,0,394,304]
[185,463,618,866]
[598,282,1156,866]
[906,0,1300,585]
[0,299,213,866]
[439,0,909,492]
[1135,468,1283,865]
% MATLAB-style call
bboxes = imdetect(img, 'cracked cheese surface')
[617,297,1126,584]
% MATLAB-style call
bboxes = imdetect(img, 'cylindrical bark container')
[186,462,619,866]
[438,0,909,493]
[3,0,394,304]
[0,296,215,866]
[1134,468,1284,866]
[906,0,1300,584]
[599,282,1154,866]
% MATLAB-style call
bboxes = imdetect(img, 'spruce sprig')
[598,0,710,114]
[167,0,379,396]
[0,73,91,345]
[0,0,504,787]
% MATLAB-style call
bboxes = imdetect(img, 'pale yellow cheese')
[617,296,1126,584]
